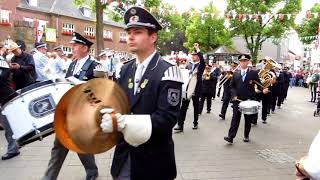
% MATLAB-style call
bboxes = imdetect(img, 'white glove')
[93,64,107,78]
[100,108,152,147]
[66,76,85,85]
[100,108,126,133]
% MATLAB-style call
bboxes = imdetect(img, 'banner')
[45,28,56,42]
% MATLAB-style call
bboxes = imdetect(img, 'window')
[103,30,113,40]
[89,48,95,56]
[24,17,33,23]
[119,32,127,42]
[0,10,10,23]
[38,20,47,29]
[63,46,72,55]
[84,26,95,36]
[62,23,75,32]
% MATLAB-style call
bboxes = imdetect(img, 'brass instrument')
[258,58,277,88]
[218,64,239,89]
[203,72,211,80]
[54,78,130,154]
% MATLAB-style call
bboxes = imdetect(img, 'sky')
[163,0,319,16]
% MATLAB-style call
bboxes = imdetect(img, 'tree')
[227,0,301,64]
[184,2,233,53]
[297,3,320,44]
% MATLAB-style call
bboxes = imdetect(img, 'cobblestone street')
[0,87,319,180]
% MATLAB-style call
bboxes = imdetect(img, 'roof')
[19,0,125,28]
[207,46,244,55]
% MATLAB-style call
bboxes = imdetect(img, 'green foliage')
[227,0,301,63]
[297,3,320,44]
[184,2,233,53]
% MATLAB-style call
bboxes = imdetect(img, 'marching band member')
[211,61,221,99]
[99,7,183,180]
[219,60,239,120]
[42,32,99,180]
[199,65,215,114]
[33,42,49,82]
[224,55,268,144]
[174,43,205,132]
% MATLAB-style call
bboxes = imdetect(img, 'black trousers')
[199,92,212,114]
[261,93,272,121]
[271,93,281,111]
[228,102,254,138]
[310,83,317,102]
[220,91,231,116]
[177,95,200,128]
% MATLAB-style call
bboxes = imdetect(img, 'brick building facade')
[0,0,129,57]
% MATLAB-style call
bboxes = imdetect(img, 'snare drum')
[1,79,73,147]
[239,100,260,115]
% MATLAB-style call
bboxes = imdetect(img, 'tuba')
[257,58,277,88]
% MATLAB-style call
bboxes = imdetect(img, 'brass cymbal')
[61,78,130,154]
[54,84,85,153]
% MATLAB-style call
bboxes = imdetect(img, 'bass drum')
[180,69,197,100]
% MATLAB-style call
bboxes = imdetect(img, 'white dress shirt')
[73,55,89,75]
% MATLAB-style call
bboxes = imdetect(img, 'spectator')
[295,131,320,180]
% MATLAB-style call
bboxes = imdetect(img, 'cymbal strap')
[111,112,118,133]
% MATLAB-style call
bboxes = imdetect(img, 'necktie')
[134,64,144,95]
[241,70,246,82]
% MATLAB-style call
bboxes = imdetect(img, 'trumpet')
[218,65,239,88]
[203,72,211,80]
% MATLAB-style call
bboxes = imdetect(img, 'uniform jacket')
[201,72,216,94]
[230,69,261,101]
[11,52,36,89]
[65,55,98,80]
[112,52,182,180]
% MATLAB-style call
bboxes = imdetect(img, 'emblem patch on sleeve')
[167,88,180,106]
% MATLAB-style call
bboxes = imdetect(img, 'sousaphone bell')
[54,78,130,154]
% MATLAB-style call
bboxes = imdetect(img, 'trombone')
[218,64,239,89]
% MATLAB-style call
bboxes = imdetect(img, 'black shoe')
[1,152,20,160]
[206,111,210,114]
[192,125,198,130]
[85,173,98,180]
[174,126,183,133]
[243,137,250,142]
[224,136,233,143]
[262,120,267,124]
[219,114,225,120]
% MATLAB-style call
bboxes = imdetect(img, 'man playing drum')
[1,40,36,160]
[42,32,99,180]
[224,55,268,144]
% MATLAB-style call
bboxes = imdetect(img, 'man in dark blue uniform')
[99,7,183,180]
[224,55,268,144]
[219,60,239,120]
[42,32,99,180]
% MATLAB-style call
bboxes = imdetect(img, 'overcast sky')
[164,0,318,14]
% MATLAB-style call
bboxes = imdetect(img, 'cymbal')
[54,84,85,153]
[56,78,130,154]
